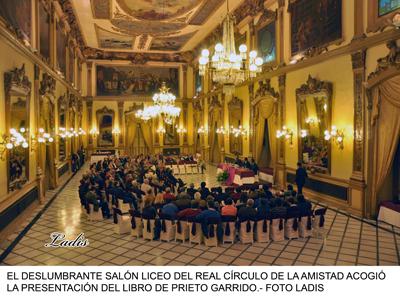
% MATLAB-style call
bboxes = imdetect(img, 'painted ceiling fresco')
[115,0,201,21]
[95,24,134,49]
[71,0,227,53]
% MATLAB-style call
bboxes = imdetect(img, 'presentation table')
[217,163,256,186]
[378,201,400,227]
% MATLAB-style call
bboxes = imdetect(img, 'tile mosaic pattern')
[1,165,399,266]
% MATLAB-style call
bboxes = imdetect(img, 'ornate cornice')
[82,46,193,63]
[4,64,31,96]
[39,73,56,96]
[296,75,332,97]
[368,40,400,80]
[229,96,243,108]
[255,79,279,99]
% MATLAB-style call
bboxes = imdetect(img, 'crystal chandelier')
[135,82,181,125]
[198,0,264,95]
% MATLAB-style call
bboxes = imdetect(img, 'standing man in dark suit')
[295,162,308,195]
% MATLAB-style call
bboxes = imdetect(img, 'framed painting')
[39,0,51,62]
[289,0,342,56]
[379,0,400,16]
[257,21,276,64]
[97,107,115,147]
[96,65,179,97]
[368,0,400,31]
[0,0,31,43]
[164,124,178,146]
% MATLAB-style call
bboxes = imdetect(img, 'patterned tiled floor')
[1,165,399,266]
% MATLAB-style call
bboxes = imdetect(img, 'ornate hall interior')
[0,0,399,266]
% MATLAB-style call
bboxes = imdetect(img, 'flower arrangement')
[217,170,229,183]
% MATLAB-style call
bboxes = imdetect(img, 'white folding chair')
[160,218,176,242]
[239,220,254,244]
[88,203,103,221]
[142,219,156,240]
[255,219,270,243]
[175,220,189,242]
[113,208,131,235]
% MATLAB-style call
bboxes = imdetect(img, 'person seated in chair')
[163,187,176,202]
[186,183,197,199]
[161,201,179,219]
[256,198,271,220]
[177,200,202,220]
[174,191,192,211]
[221,198,237,217]
[142,197,157,219]
[199,182,210,200]
[243,157,251,169]
[237,199,257,221]
[250,158,259,175]
[296,194,312,215]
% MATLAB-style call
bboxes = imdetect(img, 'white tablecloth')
[378,206,400,227]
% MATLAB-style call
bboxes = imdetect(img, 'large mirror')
[296,75,332,174]
[228,96,243,155]
[4,65,31,192]
[58,94,67,161]
[97,106,114,147]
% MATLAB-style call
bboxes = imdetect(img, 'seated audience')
[221,198,237,217]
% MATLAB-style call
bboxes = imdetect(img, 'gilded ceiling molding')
[59,0,86,52]
[189,0,225,25]
[91,0,112,19]
[82,46,193,64]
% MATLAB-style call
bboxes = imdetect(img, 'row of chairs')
[111,207,327,246]
[165,164,201,175]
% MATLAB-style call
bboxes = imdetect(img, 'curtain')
[255,99,275,166]
[371,75,400,214]
[125,115,137,156]
[140,121,153,152]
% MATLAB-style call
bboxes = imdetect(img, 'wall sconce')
[216,126,227,135]
[30,128,54,151]
[300,129,308,138]
[229,125,247,138]
[78,128,86,135]
[305,117,320,125]
[324,125,344,150]
[0,129,29,160]
[89,127,99,137]
[176,126,187,134]
[276,126,294,145]
[112,127,121,136]
[157,126,166,134]
[197,126,208,134]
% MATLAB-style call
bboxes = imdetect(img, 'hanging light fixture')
[135,82,181,125]
[198,0,264,95]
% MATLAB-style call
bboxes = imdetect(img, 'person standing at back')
[295,162,308,195]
